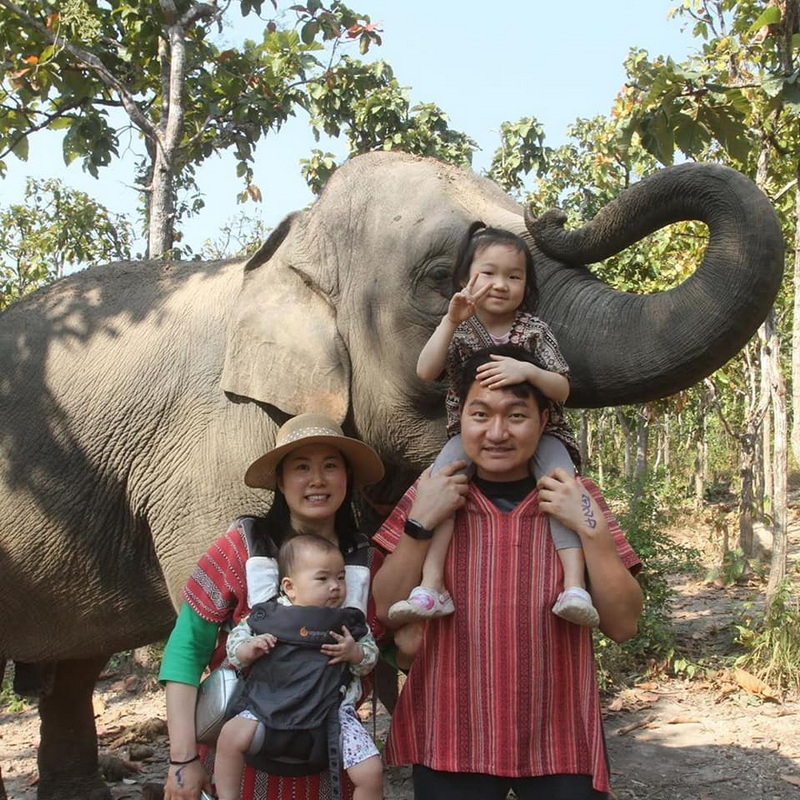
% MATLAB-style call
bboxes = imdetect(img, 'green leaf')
[782,83,800,117]
[762,74,784,99]
[10,136,29,161]
[301,20,319,45]
[748,5,781,35]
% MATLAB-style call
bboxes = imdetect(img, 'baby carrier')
[228,600,368,778]
[226,517,372,798]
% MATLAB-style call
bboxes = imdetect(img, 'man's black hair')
[458,345,549,411]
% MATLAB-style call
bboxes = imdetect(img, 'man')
[372,345,643,800]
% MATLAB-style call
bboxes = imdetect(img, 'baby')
[214,534,384,800]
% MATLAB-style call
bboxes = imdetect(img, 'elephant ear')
[221,212,350,423]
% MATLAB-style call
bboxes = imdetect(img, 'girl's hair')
[257,459,360,554]
[451,221,539,313]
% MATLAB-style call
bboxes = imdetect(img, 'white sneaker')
[552,587,599,628]
[388,586,455,624]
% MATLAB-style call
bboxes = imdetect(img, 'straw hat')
[244,413,385,490]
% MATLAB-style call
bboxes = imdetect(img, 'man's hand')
[537,468,602,536]
[234,633,277,666]
[408,460,470,530]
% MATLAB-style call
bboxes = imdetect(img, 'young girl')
[214,535,383,800]
[388,223,599,628]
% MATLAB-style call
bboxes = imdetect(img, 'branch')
[178,1,218,28]
[0,0,163,149]
[0,98,83,161]
[704,378,739,441]
[774,178,798,201]
[182,112,215,152]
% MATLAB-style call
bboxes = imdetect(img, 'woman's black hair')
[451,221,539,313]
[256,460,360,554]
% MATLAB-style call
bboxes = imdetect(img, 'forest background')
[1,0,799,690]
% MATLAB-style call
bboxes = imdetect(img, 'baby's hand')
[476,354,532,388]
[321,625,363,666]
[234,633,277,665]
[447,273,492,324]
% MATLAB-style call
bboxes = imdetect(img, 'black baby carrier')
[227,599,369,795]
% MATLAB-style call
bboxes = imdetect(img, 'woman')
[160,412,385,800]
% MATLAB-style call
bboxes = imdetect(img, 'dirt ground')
[2,515,799,800]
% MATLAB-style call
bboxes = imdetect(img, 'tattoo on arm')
[581,493,597,529]
[176,765,186,788]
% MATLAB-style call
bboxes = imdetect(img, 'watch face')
[404,518,433,539]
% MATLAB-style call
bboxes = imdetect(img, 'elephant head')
[222,152,783,471]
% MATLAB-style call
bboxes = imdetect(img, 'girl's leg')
[387,516,456,623]
[347,755,384,800]
[558,547,587,591]
[531,435,582,553]
[532,435,598,628]
[387,436,469,623]
[420,516,454,592]
[213,716,259,800]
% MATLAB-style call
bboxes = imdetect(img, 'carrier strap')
[327,704,343,800]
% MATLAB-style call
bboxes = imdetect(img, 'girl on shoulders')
[389,223,598,629]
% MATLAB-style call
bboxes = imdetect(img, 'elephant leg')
[13,661,55,696]
[37,655,111,800]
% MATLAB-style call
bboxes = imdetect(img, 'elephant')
[0,151,783,799]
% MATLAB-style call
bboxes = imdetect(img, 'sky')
[1,1,698,255]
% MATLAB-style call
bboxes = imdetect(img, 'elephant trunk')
[523,163,784,408]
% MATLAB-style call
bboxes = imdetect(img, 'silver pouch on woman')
[195,665,243,745]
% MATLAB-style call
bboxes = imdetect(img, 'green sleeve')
[158,603,220,687]
[379,640,407,674]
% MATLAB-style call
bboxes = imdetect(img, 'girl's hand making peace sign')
[447,272,492,324]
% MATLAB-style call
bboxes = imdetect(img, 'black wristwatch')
[404,517,435,540]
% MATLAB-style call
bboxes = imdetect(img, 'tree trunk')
[146,11,191,258]
[616,410,634,480]
[693,409,706,507]
[578,410,589,470]
[760,398,771,513]
[791,166,800,466]
[738,430,757,557]
[634,407,649,483]
[764,311,789,597]
[148,145,175,259]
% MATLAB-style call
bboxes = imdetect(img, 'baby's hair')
[458,345,549,412]
[451,221,539,313]
[278,534,343,582]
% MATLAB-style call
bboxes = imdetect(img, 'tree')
[619,0,797,595]
[0,177,133,308]
[0,0,382,258]
[299,57,477,193]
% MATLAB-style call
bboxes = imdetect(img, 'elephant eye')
[426,263,453,297]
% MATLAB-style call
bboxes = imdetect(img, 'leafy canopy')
[0,177,133,308]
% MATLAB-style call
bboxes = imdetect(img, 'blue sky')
[2,1,696,255]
